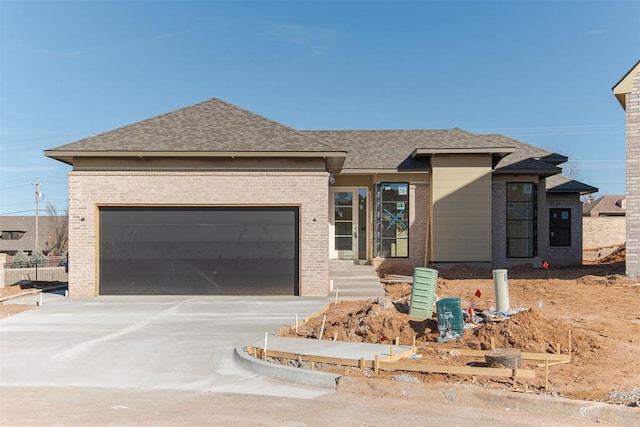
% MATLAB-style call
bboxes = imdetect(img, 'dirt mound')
[278,266,640,404]
[469,309,600,356]
[282,299,432,344]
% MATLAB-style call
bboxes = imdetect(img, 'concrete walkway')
[329,260,385,300]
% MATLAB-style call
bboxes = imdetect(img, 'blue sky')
[1,0,638,215]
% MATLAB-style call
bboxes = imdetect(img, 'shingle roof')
[47,98,340,154]
[546,175,598,194]
[483,134,565,176]
[486,134,567,165]
[302,129,513,170]
[584,194,625,215]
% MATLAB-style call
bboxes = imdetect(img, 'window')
[376,183,409,257]
[549,208,571,246]
[1,231,25,240]
[506,183,536,257]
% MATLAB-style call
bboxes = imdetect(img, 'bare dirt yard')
[280,254,640,407]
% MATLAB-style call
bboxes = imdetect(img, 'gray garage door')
[98,206,299,295]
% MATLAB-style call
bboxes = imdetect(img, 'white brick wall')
[626,70,640,278]
[67,171,329,297]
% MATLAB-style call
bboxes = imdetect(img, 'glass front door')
[331,188,367,260]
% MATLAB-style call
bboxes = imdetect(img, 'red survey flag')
[542,260,549,269]
[474,289,482,298]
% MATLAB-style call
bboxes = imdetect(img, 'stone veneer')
[67,171,330,297]
[626,70,640,278]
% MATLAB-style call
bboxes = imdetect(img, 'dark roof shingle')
[48,98,338,153]
[302,129,513,170]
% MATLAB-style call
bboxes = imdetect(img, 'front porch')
[328,260,385,300]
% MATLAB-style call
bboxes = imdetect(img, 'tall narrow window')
[506,183,537,258]
[549,208,571,246]
[377,183,409,257]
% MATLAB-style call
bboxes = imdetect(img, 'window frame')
[506,182,537,258]
[549,208,571,247]
[376,182,410,258]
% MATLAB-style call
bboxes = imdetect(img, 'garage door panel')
[99,207,299,295]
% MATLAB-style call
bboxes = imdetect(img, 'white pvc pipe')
[492,269,510,312]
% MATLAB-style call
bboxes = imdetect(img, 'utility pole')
[32,180,44,254]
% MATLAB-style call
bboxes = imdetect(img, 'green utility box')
[408,267,438,319]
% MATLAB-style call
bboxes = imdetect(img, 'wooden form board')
[436,348,571,363]
[247,345,536,379]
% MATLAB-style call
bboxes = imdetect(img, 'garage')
[98,206,299,295]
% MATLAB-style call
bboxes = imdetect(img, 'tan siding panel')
[431,155,492,262]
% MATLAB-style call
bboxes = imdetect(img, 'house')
[582,196,626,254]
[44,98,597,297]
[584,195,626,217]
[613,60,640,278]
[0,216,63,256]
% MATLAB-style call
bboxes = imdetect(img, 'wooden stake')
[490,337,495,350]
[556,343,561,354]
[334,289,339,305]
[310,361,315,371]
[263,333,268,360]
[374,355,379,376]
[318,315,326,340]
[359,358,364,369]
[413,335,416,354]
[333,332,338,341]
[295,314,299,334]
[395,337,400,346]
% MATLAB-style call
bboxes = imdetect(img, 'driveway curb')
[234,348,639,426]
[233,346,340,391]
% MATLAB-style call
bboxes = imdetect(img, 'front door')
[330,188,367,260]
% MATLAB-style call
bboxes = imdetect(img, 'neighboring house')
[0,216,62,256]
[583,195,626,217]
[44,98,597,297]
[613,60,640,278]
[582,196,626,253]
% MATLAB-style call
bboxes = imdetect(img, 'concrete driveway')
[0,294,329,398]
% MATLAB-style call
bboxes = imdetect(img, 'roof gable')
[46,98,341,155]
[612,60,640,109]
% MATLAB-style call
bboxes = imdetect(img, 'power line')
[0,210,34,216]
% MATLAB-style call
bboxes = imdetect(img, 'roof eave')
[612,60,640,110]
[339,168,430,174]
[411,147,514,157]
[493,168,561,178]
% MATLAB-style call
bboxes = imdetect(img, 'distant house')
[0,216,64,256]
[44,98,598,297]
[583,195,626,217]
[613,60,640,278]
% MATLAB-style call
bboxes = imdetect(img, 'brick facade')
[67,171,330,297]
[546,194,583,265]
[626,70,640,278]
